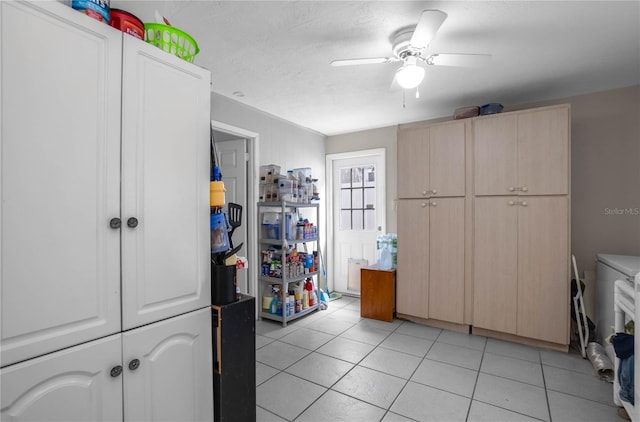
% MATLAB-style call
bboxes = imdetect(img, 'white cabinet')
[1,0,123,367]
[1,308,213,422]
[0,335,123,422]
[123,308,214,422]
[1,0,211,366]
[1,1,213,419]
[120,34,211,330]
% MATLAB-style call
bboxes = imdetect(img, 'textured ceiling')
[111,1,640,136]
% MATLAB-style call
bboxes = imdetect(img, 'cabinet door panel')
[517,197,569,344]
[429,122,466,197]
[517,107,570,195]
[123,308,213,422]
[473,115,517,195]
[429,198,465,323]
[473,197,518,333]
[0,0,122,366]
[121,37,211,329]
[1,334,122,422]
[397,200,429,318]
[397,128,429,198]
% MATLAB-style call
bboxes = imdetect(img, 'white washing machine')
[596,254,640,342]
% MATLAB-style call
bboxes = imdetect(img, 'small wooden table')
[360,266,396,322]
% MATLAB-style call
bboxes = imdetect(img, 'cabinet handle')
[512,201,528,206]
[110,365,123,377]
[508,201,515,206]
[421,202,428,208]
[431,189,437,195]
[522,186,528,192]
[430,201,437,207]
[109,218,121,229]
[127,217,139,228]
[508,187,515,192]
[422,190,428,196]
[128,359,140,371]
[521,201,528,207]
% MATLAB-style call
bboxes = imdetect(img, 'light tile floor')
[255,296,619,422]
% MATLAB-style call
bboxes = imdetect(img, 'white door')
[329,151,386,294]
[0,0,122,366]
[120,36,211,330]
[0,334,123,421]
[217,138,248,293]
[123,308,213,422]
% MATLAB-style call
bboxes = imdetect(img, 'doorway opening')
[211,120,259,298]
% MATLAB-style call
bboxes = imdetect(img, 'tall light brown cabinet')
[472,105,570,347]
[397,120,468,327]
[397,104,571,349]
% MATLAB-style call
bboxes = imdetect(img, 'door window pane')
[364,209,376,231]
[340,210,351,230]
[352,189,363,209]
[340,168,351,188]
[364,187,375,209]
[364,165,376,187]
[352,210,363,230]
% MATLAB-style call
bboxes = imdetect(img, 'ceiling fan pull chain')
[416,87,420,99]
[402,90,406,108]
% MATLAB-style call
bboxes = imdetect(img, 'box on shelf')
[260,164,281,184]
[291,167,312,182]
[261,212,296,239]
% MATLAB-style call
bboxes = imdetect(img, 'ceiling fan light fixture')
[395,61,425,89]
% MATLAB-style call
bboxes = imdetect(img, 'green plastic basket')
[144,23,199,63]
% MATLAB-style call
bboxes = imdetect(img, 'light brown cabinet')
[472,104,570,347]
[473,196,569,345]
[397,104,570,349]
[398,120,466,199]
[474,105,569,196]
[397,198,465,323]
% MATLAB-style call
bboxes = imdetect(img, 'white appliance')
[596,254,640,342]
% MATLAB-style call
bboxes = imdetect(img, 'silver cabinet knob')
[508,187,515,192]
[508,201,515,206]
[430,201,437,207]
[421,202,428,208]
[522,186,528,192]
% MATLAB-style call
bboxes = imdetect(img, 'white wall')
[211,92,328,286]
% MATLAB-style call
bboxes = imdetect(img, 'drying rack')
[613,273,640,420]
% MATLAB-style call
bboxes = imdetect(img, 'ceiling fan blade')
[410,10,447,49]
[330,57,394,67]
[426,53,492,67]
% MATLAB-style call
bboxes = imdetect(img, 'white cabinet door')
[120,36,211,330]
[0,334,123,422]
[122,308,214,422]
[0,0,122,366]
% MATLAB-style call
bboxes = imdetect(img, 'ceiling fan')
[331,10,491,90]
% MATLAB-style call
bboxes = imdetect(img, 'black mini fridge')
[212,293,256,422]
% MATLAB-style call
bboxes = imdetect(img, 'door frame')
[210,120,259,298]
[325,148,386,293]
